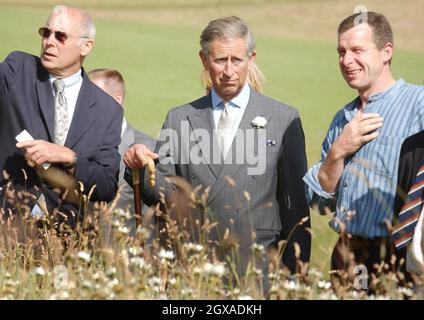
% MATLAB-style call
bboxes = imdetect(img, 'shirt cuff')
[303,162,336,200]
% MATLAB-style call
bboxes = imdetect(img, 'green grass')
[0,2,423,275]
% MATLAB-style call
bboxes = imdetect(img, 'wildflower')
[183,243,204,253]
[81,280,93,289]
[318,292,338,300]
[130,257,146,269]
[181,288,195,296]
[158,293,168,300]
[398,287,414,298]
[348,290,362,299]
[136,227,151,239]
[112,219,122,228]
[369,294,390,300]
[252,268,263,278]
[106,278,120,290]
[128,246,143,256]
[148,277,162,287]
[283,280,299,291]
[193,266,202,275]
[317,280,332,290]
[117,225,130,235]
[49,291,70,300]
[202,262,226,277]
[116,208,132,220]
[168,277,177,286]
[158,249,175,260]
[77,251,91,263]
[33,266,46,277]
[268,272,277,281]
[105,267,117,277]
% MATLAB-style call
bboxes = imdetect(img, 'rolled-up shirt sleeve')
[303,160,337,215]
[303,112,345,214]
[304,160,336,199]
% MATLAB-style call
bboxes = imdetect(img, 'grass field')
[0,0,423,276]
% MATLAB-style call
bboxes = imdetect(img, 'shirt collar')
[121,117,127,137]
[343,79,406,121]
[368,78,405,102]
[211,82,250,109]
[49,69,83,89]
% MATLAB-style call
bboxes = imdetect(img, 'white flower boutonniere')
[251,116,267,128]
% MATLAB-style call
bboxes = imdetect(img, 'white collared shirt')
[121,117,128,138]
[211,82,250,134]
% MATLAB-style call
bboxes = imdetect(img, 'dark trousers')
[330,235,410,289]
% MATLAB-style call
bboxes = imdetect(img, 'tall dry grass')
[0,177,421,300]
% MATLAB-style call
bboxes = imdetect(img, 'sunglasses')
[38,27,88,44]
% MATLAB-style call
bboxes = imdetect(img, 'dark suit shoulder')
[395,130,424,215]
[4,51,38,63]
[402,131,424,153]
[83,73,122,114]
[166,94,211,117]
[1,51,47,97]
[1,51,40,77]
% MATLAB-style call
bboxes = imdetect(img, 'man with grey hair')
[0,5,122,231]
[124,16,310,278]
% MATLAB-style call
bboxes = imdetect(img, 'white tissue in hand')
[15,130,50,170]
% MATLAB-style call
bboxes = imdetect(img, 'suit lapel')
[65,71,96,149]
[35,69,55,141]
[208,90,271,204]
[187,94,221,178]
[119,123,135,157]
[118,124,134,180]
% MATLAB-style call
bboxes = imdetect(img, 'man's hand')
[16,140,76,167]
[124,144,158,169]
[318,111,383,194]
[332,111,383,159]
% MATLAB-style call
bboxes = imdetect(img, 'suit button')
[191,173,196,180]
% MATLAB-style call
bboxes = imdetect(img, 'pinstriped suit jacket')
[137,89,310,272]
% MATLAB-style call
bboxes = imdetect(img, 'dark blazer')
[395,130,424,216]
[393,130,424,279]
[134,89,311,273]
[0,51,123,227]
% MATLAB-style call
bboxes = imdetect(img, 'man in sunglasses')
[0,5,122,231]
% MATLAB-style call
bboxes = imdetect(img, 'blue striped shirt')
[303,79,424,238]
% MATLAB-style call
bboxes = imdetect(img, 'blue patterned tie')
[393,163,424,249]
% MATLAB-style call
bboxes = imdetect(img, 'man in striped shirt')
[303,11,424,285]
